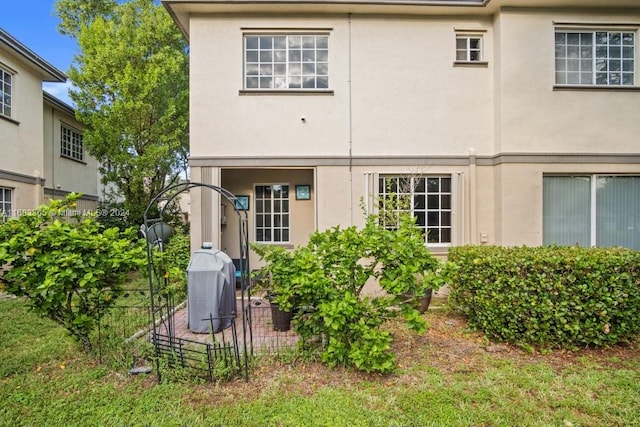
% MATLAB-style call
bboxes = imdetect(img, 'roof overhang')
[163,0,640,40]
[0,28,67,83]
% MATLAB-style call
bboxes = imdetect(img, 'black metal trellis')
[143,181,253,382]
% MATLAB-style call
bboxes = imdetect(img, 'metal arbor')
[143,182,252,381]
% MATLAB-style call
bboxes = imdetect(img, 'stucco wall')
[42,102,98,198]
[0,49,45,183]
[496,9,640,154]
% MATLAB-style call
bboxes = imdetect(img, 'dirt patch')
[176,308,640,404]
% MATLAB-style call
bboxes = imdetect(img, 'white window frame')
[0,187,12,221]
[0,66,13,118]
[60,123,84,162]
[455,34,483,62]
[378,175,453,247]
[243,34,329,91]
[555,29,636,86]
[254,183,290,243]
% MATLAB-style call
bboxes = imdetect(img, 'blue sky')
[1,1,76,105]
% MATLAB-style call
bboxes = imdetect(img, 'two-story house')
[163,0,640,265]
[0,28,99,218]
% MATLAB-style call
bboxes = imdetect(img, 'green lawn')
[1,297,639,426]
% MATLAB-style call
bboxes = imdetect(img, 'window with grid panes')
[255,184,290,243]
[379,176,452,245]
[0,187,12,220]
[61,124,83,161]
[456,35,482,62]
[244,34,329,90]
[555,30,635,86]
[0,67,12,118]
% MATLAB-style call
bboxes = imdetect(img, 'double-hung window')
[543,175,640,250]
[61,124,84,162]
[379,176,452,245]
[0,187,12,221]
[255,184,290,243]
[555,30,636,86]
[0,66,12,118]
[244,34,329,90]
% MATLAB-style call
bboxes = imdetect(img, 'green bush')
[152,228,190,300]
[253,212,441,373]
[446,245,640,348]
[0,195,146,352]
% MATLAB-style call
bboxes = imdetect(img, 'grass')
[1,296,639,426]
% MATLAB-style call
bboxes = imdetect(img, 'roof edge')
[0,27,67,83]
[43,90,75,116]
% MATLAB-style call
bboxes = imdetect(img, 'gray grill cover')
[186,249,236,333]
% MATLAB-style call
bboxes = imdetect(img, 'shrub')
[446,245,640,348]
[0,195,146,352]
[253,212,441,373]
[153,228,190,299]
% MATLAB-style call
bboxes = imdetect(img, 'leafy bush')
[253,212,441,373]
[153,228,190,299]
[446,245,640,348]
[0,195,146,352]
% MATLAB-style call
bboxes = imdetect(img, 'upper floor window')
[0,67,12,118]
[555,30,635,86]
[379,176,452,246]
[456,35,483,62]
[0,187,12,221]
[61,124,83,162]
[244,34,329,90]
[255,184,290,243]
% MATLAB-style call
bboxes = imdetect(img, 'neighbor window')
[555,30,635,86]
[61,124,83,161]
[379,176,452,245]
[456,35,483,62]
[244,34,329,90]
[255,184,290,243]
[0,67,12,118]
[0,187,12,220]
[543,175,640,250]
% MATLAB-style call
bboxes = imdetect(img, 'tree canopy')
[56,0,189,226]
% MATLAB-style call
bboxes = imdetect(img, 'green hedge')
[446,245,640,348]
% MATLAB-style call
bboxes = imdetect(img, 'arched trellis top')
[143,181,249,225]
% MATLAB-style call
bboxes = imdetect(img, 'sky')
[1,1,77,105]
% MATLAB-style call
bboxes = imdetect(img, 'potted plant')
[251,268,294,332]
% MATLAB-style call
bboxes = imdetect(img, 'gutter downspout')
[51,106,56,200]
[348,12,354,225]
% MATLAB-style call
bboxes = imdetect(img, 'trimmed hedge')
[446,245,640,348]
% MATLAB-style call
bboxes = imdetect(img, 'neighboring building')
[0,28,99,219]
[43,92,99,212]
[163,0,640,266]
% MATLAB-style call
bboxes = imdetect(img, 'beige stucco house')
[0,28,99,218]
[163,0,640,265]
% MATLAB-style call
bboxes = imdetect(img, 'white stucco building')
[162,0,640,265]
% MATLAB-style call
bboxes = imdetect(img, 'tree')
[0,195,146,352]
[56,0,189,226]
[55,0,117,37]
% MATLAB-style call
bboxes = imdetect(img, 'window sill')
[0,114,20,125]
[60,155,87,165]
[453,61,489,68]
[553,85,640,92]
[255,242,294,249]
[239,89,334,96]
